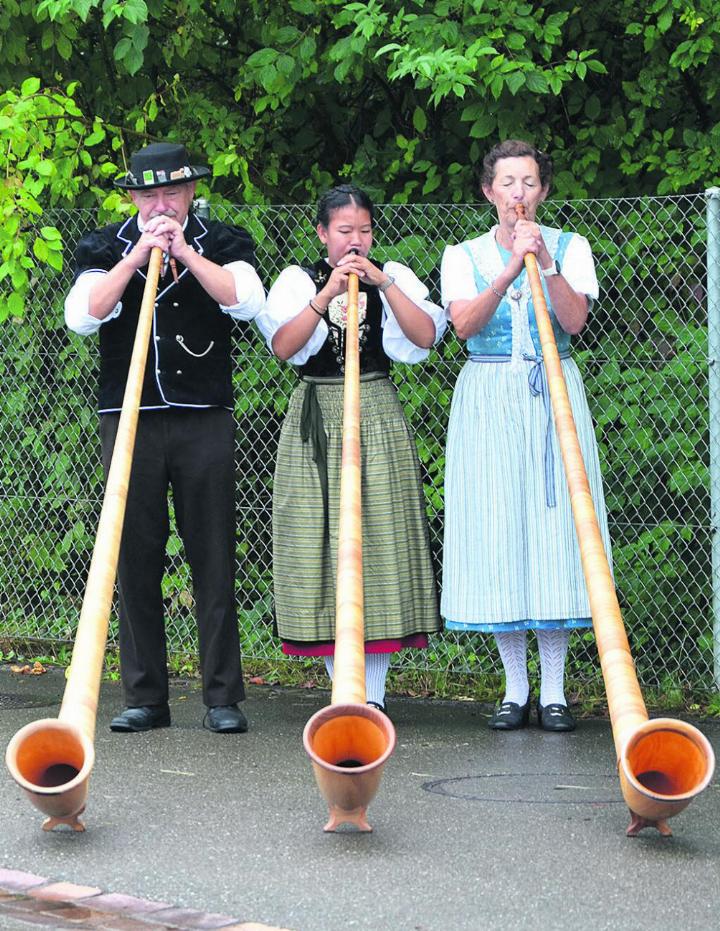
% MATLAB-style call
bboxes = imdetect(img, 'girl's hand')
[336,252,386,288]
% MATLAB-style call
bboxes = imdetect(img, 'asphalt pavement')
[1,666,719,931]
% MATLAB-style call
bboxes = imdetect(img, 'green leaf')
[505,72,525,95]
[21,77,41,96]
[469,113,495,138]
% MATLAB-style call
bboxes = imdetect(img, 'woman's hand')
[511,219,552,269]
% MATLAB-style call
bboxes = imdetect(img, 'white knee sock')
[494,631,529,705]
[365,653,391,707]
[537,628,570,706]
[323,653,390,707]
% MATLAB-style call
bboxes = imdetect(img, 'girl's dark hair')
[481,139,553,191]
[315,184,375,227]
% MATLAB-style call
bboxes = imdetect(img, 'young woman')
[441,140,612,732]
[257,184,445,712]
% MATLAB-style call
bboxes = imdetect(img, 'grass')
[2,637,718,717]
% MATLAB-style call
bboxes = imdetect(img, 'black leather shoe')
[203,704,248,733]
[110,704,170,733]
[367,701,391,721]
[538,702,576,732]
[488,698,531,730]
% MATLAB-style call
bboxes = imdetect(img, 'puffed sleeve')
[73,229,121,277]
[209,223,256,266]
[64,229,123,336]
[210,224,265,320]
[380,261,446,363]
[440,243,480,308]
[561,234,599,301]
[255,265,328,365]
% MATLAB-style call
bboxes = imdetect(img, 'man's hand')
[126,225,172,270]
[143,215,194,263]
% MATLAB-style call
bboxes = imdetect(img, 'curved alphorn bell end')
[5,717,95,829]
[619,717,715,835]
[304,702,396,833]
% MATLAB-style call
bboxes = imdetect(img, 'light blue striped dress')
[440,225,612,632]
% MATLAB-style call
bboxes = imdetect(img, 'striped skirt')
[441,357,612,632]
[273,376,440,645]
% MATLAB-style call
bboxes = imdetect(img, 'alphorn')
[6,247,164,831]
[303,260,396,832]
[516,204,715,835]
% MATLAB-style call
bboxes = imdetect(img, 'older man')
[65,142,264,734]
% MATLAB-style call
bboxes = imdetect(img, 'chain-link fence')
[1,194,717,693]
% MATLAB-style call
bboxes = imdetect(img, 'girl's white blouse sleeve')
[255,265,328,367]
[380,261,446,363]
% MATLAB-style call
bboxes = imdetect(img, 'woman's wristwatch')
[378,275,395,292]
[541,260,561,278]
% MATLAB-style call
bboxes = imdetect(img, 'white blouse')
[256,260,446,366]
[440,227,599,309]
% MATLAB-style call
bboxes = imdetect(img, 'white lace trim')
[465,225,561,371]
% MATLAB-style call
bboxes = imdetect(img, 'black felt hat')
[114,142,211,190]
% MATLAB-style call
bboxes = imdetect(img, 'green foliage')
[0,0,717,224]
[0,78,120,322]
[2,0,719,323]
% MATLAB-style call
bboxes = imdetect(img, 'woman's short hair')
[481,140,553,191]
[316,184,375,227]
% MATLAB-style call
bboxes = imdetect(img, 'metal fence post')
[707,187,720,689]
[194,197,210,220]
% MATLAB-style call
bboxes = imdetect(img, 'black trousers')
[101,407,245,708]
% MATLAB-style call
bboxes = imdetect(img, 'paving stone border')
[0,869,290,930]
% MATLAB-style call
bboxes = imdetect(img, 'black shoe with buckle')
[110,704,171,733]
[203,703,249,733]
[488,698,531,730]
[367,701,391,721]
[537,702,576,732]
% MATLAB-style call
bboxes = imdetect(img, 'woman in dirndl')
[441,139,612,732]
[256,184,446,714]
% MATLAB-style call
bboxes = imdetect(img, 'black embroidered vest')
[298,259,391,378]
[72,214,256,412]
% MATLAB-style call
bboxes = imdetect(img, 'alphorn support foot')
[42,808,86,832]
[323,805,372,833]
[626,810,672,837]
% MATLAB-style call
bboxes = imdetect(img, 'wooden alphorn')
[6,247,164,831]
[331,266,366,705]
[303,259,396,832]
[516,204,714,835]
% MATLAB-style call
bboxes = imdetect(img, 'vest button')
[176,370,182,375]
[173,302,179,307]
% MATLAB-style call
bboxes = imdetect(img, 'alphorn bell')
[6,247,164,831]
[516,204,715,835]
[303,258,396,832]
